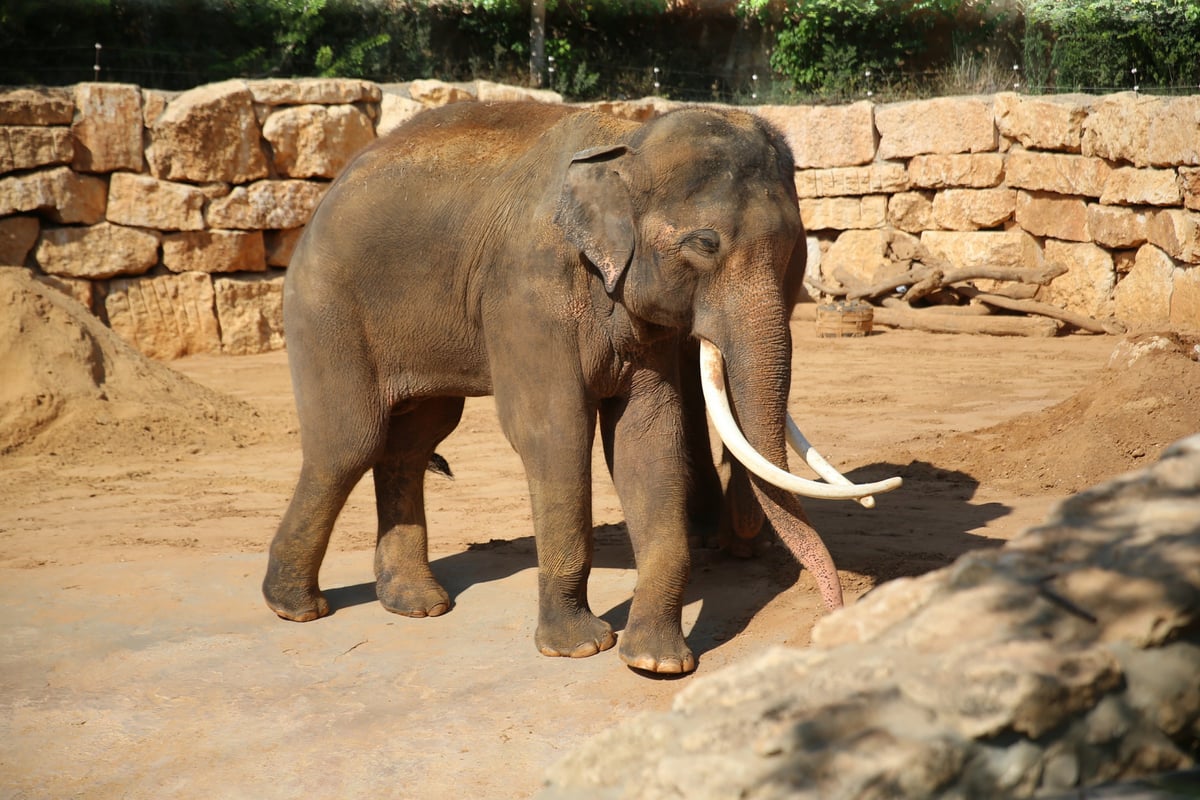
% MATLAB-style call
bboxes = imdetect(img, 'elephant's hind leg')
[264,456,376,622]
[264,350,387,622]
[373,397,465,617]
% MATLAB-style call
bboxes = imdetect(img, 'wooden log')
[797,299,1062,336]
[900,269,944,304]
[804,276,846,296]
[874,299,1061,336]
[907,300,993,316]
[982,282,1040,300]
[955,286,1127,335]
[831,262,1069,303]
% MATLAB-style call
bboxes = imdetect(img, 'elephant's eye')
[681,229,720,256]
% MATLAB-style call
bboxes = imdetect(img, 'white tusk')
[699,338,902,503]
[786,417,876,508]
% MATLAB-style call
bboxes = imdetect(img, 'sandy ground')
[4,313,1194,798]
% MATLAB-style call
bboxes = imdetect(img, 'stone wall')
[1,81,1198,358]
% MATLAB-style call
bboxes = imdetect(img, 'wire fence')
[3,43,1199,105]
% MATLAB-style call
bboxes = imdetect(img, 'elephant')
[262,101,900,674]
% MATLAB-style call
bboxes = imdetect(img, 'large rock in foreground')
[542,436,1200,799]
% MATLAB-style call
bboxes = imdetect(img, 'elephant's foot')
[263,579,330,622]
[536,611,616,659]
[619,625,696,674]
[376,571,451,618]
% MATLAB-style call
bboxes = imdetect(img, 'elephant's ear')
[554,144,635,294]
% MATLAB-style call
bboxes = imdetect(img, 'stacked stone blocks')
[1,82,1198,359]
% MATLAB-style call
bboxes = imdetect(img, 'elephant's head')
[555,108,900,609]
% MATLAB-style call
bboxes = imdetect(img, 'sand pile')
[911,332,1200,495]
[0,268,268,458]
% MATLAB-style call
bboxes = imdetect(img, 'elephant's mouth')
[698,339,903,505]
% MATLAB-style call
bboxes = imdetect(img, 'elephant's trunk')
[697,332,901,611]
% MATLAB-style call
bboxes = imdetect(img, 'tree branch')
[955,286,1127,335]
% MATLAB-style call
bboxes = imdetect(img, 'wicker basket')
[815,300,874,338]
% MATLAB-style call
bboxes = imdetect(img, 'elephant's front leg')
[495,382,616,660]
[601,368,695,674]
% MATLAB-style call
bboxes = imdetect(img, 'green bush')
[738,0,1003,99]
[1024,0,1200,91]
[4,0,1197,100]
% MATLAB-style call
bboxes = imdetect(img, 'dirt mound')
[0,268,270,458]
[901,332,1200,495]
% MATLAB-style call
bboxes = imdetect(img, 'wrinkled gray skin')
[263,102,835,674]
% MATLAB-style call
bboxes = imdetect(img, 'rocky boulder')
[145,80,269,184]
[542,434,1200,798]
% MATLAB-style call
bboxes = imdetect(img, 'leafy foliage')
[2,0,1198,99]
[1024,0,1200,91]
[738,0,1004,99]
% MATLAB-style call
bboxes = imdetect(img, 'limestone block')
[106,173,206,231]
[588,96,682,122]
[163,230,266,273]
[263,104,375,179]
[247,77,378,106]
[1149,96,1200,167]
[1082,94,1199,168]
[35,222,160,279]
[1114,244,1174,328]
[142,89,171,126]
[887,229,926,264]
[875,97,996,159]
[794,163,908,198]
[1180,167,1200,211]
[377,94,426,137]
[265,228,303,267]
[104,271,221,359]
[472,80,562,104]
[932,188,1016,231]
[0,87,73,125]
[213,272,286,355]
[70,82,143,173]
[1148,209,1200,264]
[1016,191,1090,242]
[1087,205,1151,249]
[921,229,1043,274]
[206,180,327,230]
[888,191,935,234]
[799,195,887,231]
[0,216,38,265]
[1172,267,1200,331]
[0,167,107,224]
[907,153,1004,189]
[1101,167,1182,207]
[1005,150,1112,197]
[821,229,896,289]
[408,79,475,107]
[994,92,1090,152]
[145,79,269,184]
[1041,240,1115,319]
[0,126,74,173]
[755,102,876,168]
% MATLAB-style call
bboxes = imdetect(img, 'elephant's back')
[301,102,588,260]
[373,101,582,168]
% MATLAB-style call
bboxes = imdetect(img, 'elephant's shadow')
[323,459,1009,668]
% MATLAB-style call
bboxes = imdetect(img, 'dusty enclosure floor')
[3,316,1198,799]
